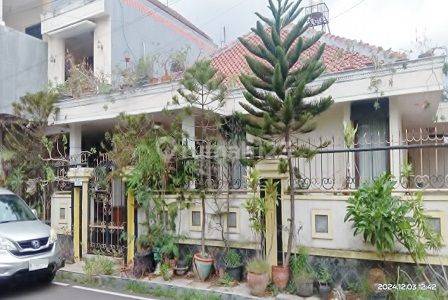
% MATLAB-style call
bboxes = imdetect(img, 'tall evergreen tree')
[239,0,336,265]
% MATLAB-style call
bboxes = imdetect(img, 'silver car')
[0,189,64,283]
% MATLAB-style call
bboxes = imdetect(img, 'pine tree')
[173,60,228,257]
[239,0,336,265]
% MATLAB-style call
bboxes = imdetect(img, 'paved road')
[1,281,157,300]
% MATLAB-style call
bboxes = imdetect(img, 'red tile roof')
[212,28,407,86]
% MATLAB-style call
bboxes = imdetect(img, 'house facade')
[1,0,447,269]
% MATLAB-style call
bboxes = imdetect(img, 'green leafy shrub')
[246,259,270,274]
[83,256,115,276]
[290,247,314,280]
[344,173,442,264]
[223,249,242,268]
[160,263,172,281]
[315,264,332,284]
[217,273,235,287]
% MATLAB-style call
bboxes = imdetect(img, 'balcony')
[293,126,448,192]
[42,0,97,19]
[41,0,106,35]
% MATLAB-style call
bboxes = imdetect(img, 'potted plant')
[132,235,156,277]
[345,280,363,300]
[315,264,332,299]
[223,249,243,282]
[272,264,289,290]
[368,268,387,300]
[175,253,192,276]
[160,262,172,281]
[174,60,226,283]
[193,251,214,282]
[290,247,315,298]
[246,259,270,296]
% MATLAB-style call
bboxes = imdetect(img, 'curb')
[57,270,264,300]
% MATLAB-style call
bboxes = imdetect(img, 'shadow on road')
[0,277,54,299]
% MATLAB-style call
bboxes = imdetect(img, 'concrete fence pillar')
[68,167,93,260]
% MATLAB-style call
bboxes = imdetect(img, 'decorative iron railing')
[293,127,448,191]
[42,0,97,20]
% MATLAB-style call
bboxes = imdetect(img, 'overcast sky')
[170,0,448,55]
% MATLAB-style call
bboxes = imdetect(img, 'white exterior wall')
[69,124,82,164]
[93,16,111,81]
[46,36,65,84]
[389,99,403,182]
[0,0,4,26]
[136,192,259,249]
[288,193,448,258]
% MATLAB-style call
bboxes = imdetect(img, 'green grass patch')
[125,281,150,295]
[83,256,116,277]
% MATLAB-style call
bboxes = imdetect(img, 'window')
[311,209,333,239]
[60,208,66,220]
[427,217,441,235]
[192,211,201,226]
[315,215,328,233]
[227,212,237,228]
[351,99,389,185]
[189,208,202,231]
[425,211,447,245]
[226,208,240,233]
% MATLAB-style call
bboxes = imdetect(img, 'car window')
[0,194,37,223]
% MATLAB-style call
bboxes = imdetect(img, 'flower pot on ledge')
[193,253,213,281]
[148,77,159,85]
[161,73,172,82]
[247,271,269,296]
[272,265,289,289]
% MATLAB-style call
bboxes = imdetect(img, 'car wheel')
[41,272,56,284]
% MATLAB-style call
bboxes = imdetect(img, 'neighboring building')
[0,0,47,115]
[0,0,215,119]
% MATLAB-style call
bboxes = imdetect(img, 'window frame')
[225,207,240,234]
[426,211,447,245]
[189,208,203,232]
[311,209,333,240]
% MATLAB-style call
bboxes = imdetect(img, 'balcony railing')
[42,0,97,20]
[293,127,448,192]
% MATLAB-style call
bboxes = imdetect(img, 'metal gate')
[88,155,127,257]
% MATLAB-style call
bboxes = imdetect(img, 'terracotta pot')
[345,291,362,300]
[161,74,172,82]
[193,253,213,282]
[247,272,269,297]
[272,265,289,289]
[148,77,159,85]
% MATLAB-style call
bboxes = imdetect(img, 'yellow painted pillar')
[81,179,90,256]
[73,187,81,262]
[68,167,93,261]
[127,190,135,266]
